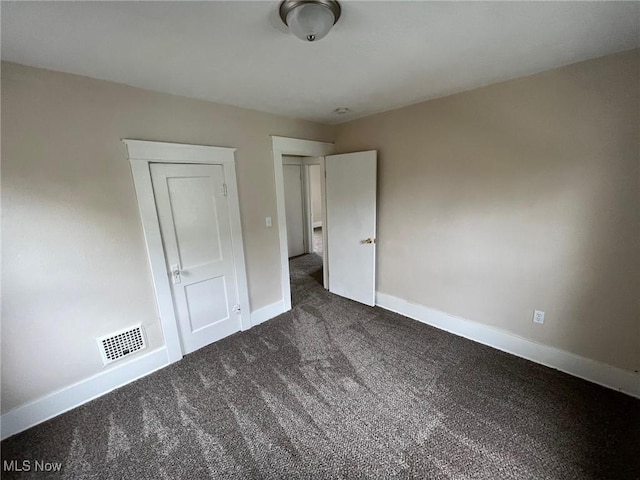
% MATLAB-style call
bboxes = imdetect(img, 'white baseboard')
[1,299,288,440]
[313,221,322,229]
[376,292,640,398]
[251,300,286,327]
[5,296,635,441]
[1,347,169,440]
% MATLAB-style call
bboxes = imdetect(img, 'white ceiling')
[2,1,639,124]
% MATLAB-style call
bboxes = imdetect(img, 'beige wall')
[1,62,334,412]
[3,49,638,415]
[335,49,640,372]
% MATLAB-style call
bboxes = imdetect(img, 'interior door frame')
[272,136,334,312]
[124,139,251,363]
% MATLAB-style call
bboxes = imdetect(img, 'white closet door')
[151,163,241,354]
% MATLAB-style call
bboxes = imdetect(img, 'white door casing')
[150,163,241,354]
[125,139,250,363]
[283,164,305,258]
[325,151,377,306]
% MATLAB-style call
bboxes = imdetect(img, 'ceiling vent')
[97,325,146,365]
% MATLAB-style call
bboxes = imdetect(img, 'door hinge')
[220,183,228,197]
[232,304,241,314]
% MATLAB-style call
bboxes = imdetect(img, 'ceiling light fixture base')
[279,0,341,42]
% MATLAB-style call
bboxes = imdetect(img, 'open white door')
[325,151,377,306]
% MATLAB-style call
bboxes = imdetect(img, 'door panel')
[151,163,240,354]
[284,164,305,257]
[185,277,229,331]
[325,151,377,306]
[167,176,222,266]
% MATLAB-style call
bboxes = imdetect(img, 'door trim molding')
[271,136,334,312]
[125,139,237,163]
[124,139,251,363]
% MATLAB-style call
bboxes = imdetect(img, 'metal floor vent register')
[97,325,146,365]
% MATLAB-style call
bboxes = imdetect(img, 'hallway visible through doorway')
[313,226,323,256]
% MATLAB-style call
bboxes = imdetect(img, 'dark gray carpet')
[2,253,639,479]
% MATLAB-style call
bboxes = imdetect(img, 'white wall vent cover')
[97,324,147,365]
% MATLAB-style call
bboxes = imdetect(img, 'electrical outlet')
[533,310,545,324]
[265,216,272,227]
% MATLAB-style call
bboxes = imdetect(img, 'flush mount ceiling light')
[279,0,341,42]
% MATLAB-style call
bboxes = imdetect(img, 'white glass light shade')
[286,3,336,42]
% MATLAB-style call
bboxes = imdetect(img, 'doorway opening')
[282,156,324,300]
[271,136,334,312]
[283,156,323,259]
[272,136,378,312]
